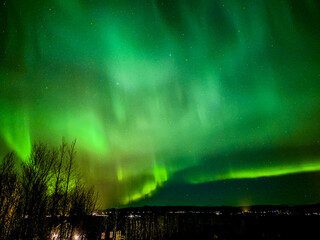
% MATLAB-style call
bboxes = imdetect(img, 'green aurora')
[0,0,320,207]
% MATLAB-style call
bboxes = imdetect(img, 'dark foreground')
[80,205,320,240]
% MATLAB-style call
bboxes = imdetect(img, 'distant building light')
[52,233,59,239]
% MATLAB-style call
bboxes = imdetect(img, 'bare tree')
[50,139,67,216]
[62,140,77,217]
[20,143,57,239]
[0,140,99,239]
[0,153,21,240]
[59,139,77,240]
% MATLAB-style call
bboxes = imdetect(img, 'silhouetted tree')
[50,139,67,216]
[0,140,98,239]
[0,152,21,240]
[20,143,57,239]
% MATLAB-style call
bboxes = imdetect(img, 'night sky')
[1,0,320,208]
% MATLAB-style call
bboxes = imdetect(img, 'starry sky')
[1,0,320,208]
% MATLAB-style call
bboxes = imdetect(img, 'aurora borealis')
[1,0,320,208]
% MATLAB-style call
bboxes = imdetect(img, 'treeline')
[0,140,98,240]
